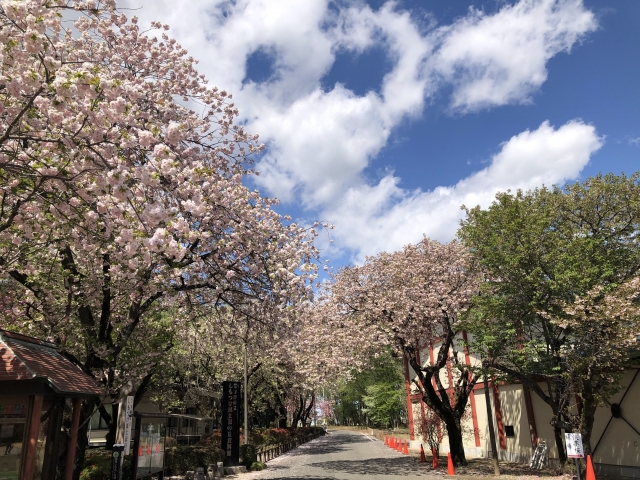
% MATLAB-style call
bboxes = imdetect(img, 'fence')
[256,432,324,463]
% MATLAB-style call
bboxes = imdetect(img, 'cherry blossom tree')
[543,277,640,455]
[0,0,320,474]
[328,238,480,465]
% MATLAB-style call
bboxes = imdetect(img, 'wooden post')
[130,413,142,480]
[23,395,44,480]
[64,397,82,480]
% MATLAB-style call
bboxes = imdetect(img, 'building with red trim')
[403,333,640,478]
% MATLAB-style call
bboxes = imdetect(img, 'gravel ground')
[226,430,571,480]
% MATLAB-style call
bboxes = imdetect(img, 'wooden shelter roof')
[0,329,103,396]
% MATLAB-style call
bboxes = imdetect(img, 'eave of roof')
[0,329,103,396]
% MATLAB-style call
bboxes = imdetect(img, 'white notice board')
[123,396,134,455]
[565,433,584,458]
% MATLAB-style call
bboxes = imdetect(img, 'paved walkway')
[240,429,444,479]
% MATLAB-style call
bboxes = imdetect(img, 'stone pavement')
[235,429,448,479]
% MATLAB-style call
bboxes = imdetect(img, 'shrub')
[80,449,131,480]
[165,437,178,448]
[239,444,257,467]
[164,445,225,476]
[196,432,221,448]
[250,461,266,471]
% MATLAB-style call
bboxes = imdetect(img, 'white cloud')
[117,0,600,259]
[325,120,603,262]
[429,0,597,113]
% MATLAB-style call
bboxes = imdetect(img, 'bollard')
[207,464,216,480]
[447,453,455,476]
[216,462,224,478]
[196,467,205,480]
[586,455,596,480]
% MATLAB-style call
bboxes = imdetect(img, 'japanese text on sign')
[565,433,584,458]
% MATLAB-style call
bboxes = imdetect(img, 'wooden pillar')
[65,397,82,480]
[462,332,481,447]
[404,356,416,440]
[42,399,65,480]
[429,344,443,442]
[491,382,507,450]
[523,387,539,448]
[23,395,44,480]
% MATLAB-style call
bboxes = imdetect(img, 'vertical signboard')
[123,397,133,455]
[221,381,240,466]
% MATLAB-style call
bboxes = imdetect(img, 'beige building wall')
[405,343,640,477]
[528,384,560,460]
[498,384,534,461]
[590,370,640,472]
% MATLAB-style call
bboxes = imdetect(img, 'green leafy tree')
[332,352,406,428]
[459,172,640,464]
[362,382,405,428]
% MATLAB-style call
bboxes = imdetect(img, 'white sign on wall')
[123,396,134,455]
[565,432,584,458]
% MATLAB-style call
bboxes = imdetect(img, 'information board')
[221,381,240,466]
[135,421,165,479]
[565,432,584,458]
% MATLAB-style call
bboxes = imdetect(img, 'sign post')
[221,381,241,466]
[123,396,133,455]
[565,432,584,480]
[111,444,124,480]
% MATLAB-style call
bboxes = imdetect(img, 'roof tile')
[0,330,103,396]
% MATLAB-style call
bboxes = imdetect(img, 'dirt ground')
[418,456,572,479]
[360,428,572,480]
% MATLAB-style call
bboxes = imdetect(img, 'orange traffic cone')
[420,444,426,463]
[138,445,143,456]
[447,452,455,475]
[396,438,400,451]
[384,435,388,445]
[147,445,151,456]
[403,440,409,455]
[586,455,596,480]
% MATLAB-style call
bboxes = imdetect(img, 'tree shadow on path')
[309,456,420,477]
[286,434,370,457]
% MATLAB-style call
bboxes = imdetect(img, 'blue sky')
[121,0,640,268]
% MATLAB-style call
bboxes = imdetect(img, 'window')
[504,425,515,438]
[89,411,109,430]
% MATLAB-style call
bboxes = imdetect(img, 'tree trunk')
[441,411,466,466]
[72,398,100,480]
[483,373,500,475]
[553,423,567,468]
[579,386,598,457]
[103,402,117,450]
